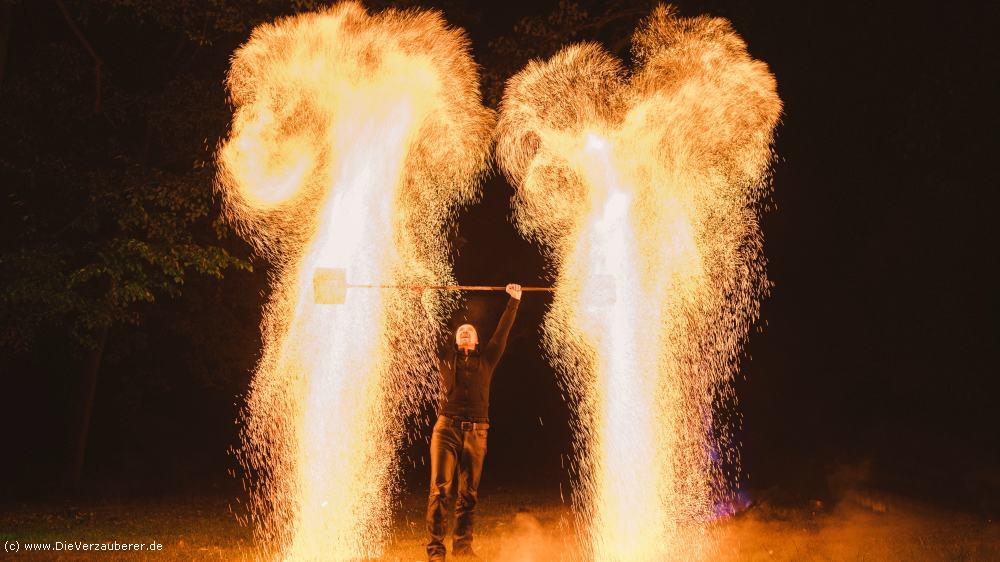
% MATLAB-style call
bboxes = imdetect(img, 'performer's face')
[455,324,478,351]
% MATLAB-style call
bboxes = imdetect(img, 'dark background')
[1,0,996,514]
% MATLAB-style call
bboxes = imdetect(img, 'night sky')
[2,1,997,513]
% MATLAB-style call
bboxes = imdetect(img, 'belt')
[439,415,490,430]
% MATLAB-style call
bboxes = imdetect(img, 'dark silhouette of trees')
[0,0,261,489]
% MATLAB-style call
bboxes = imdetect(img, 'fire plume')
[497,6,781,560]
[217,3,493,559]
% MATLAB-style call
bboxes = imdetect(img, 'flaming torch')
[497,6,781,560]
[216,3,493,559]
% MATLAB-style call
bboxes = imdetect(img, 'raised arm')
[483,284,521,366]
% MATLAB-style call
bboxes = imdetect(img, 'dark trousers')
[426,416,488,558]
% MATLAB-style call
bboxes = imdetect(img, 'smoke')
[493,511,562,561]
[716,488,996,560]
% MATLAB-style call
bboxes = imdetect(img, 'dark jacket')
[438,297,520,419]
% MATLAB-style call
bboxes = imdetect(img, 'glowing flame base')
[498,6,781,560]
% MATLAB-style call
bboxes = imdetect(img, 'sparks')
[217,3,493,559]
[497,5,781,560]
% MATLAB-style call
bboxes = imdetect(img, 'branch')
[54,0,103,113]
[578,6,651,33]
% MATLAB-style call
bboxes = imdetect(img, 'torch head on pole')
[313,267,347,305]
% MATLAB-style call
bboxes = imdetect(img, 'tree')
[0,1,251,489]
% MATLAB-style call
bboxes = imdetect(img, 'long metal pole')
[346,284,553,292]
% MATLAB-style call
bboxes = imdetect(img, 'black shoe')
[452,547,480,559]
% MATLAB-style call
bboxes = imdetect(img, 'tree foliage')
[0,1,251,351]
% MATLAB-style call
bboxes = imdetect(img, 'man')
[427,283,522,561]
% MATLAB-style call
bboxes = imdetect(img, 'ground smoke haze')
[216,2,493,559]
[497,5,781,560]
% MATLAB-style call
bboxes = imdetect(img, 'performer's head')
[455,323,478,351]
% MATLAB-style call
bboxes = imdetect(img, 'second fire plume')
[217,2,493,559]
[498,5,781,561]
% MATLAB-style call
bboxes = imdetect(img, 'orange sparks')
[498,5,781,561]
[216,3,493,559]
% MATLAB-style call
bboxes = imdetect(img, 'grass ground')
[1,489,996,561]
